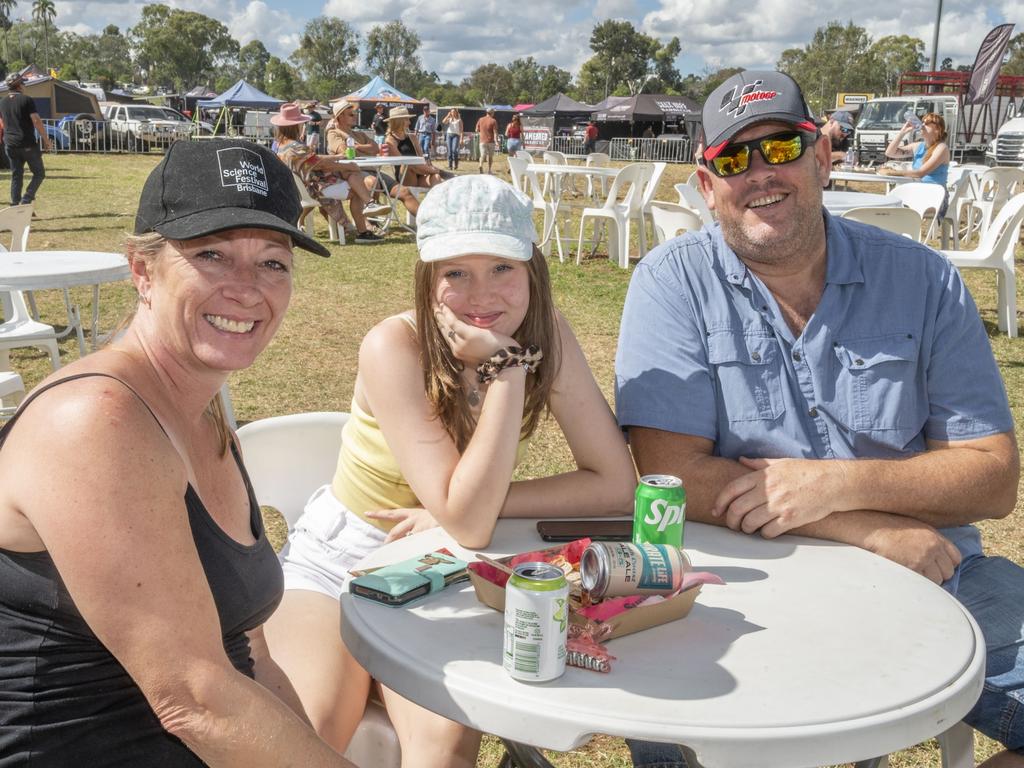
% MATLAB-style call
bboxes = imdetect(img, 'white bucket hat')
[416,175,537,263]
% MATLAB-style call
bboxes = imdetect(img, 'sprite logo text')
[644,498,684,532]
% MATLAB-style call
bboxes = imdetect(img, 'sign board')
[836,93,873,108]
[522,116,553,151]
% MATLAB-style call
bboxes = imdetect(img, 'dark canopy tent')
[592,94,698,123]
[524,93,593,120]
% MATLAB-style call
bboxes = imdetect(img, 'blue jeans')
[507,138,522,156]
[446,133,460,169]
[6,144,45,205]
[952,552,1024,752]
[419,133,432,157]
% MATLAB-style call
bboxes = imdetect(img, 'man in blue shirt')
[616,71,1023,768]
[415,105,436,158]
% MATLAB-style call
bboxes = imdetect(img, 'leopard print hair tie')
[475,344,543,384]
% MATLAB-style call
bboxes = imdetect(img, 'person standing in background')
[442,107,463,170]
[415,105,437,158]
[505,114,523,156]
[371,103,387,145]
[0,72,49,207]
[475,107,498,174]
[304,102,323,151]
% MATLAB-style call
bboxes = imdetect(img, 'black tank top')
[0,373,284,766]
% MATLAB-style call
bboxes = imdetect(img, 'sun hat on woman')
[385,106,414,122]
[270,102,311,126]
[415,174,536,263]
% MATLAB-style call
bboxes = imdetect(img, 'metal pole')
[929,0,943,71]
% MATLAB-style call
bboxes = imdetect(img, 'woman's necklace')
[467,386,481,407]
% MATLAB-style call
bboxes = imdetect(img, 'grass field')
[6,151,1023,767]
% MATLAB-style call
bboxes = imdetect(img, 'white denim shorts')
[279,484,388,601]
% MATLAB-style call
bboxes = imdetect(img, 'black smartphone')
[536,519,633,542]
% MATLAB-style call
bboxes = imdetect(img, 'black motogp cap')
[701,70,817,161]
[134,139,330,257]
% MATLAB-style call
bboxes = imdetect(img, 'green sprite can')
[633,474,686,548]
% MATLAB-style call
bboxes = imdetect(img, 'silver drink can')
[503,562,569,682]
[580,541,689,599]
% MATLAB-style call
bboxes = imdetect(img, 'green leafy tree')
[462,62,514,105]
[31,0,54,71]
[365,20,422,92]
[128,5,239,90]
[1002,33,1024,76]
[576,20,674,101]
[264,55,299,100]
[63,25,133,90]
[289,17,360,100]
[238,40,270,90]
[0,0,15,63]
[777,21,881,114]
[505,57,571,104]
[869,35,924,94]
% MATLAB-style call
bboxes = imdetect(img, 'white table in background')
[341,519,983,768]
[0,250,130,356]
[351,155,430,234]
[830,170,916,191]
[823,190,902,216]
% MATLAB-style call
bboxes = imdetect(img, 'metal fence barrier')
[609,136,692,164]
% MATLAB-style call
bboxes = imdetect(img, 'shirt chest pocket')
[707,331,785,422]
[833,334,925,433]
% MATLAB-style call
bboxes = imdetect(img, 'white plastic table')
[830,170,915,191]
[0,250,130,355]
[341,519,984,768]
[351,155,434,234]
[525,163,621,254]
[823,190,902,216]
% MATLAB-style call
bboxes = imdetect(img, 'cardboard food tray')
[467,546,701,641]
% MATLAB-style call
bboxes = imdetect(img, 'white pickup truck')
[101,104,201,149]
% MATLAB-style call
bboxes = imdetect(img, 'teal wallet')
[349,549,469,606]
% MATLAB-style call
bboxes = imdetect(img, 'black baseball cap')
[701,71,817,162]
[134,139,330,257]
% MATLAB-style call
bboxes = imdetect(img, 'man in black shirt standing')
[371,102,387,145]
[0,72,50,206]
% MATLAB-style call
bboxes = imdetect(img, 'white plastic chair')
[674,182,715,227]
[964,167,1024,243]
[649,201,704,244]
[0,206,34,316]
[0,368,25,419]
[522,163,570,262]
[576,163,652,268]
[293,172,343,245]
[584,152,610,199]
[235,412,401,768]
[638,162,667,244]
[940,191,1024,337]
[940,172,974,250]
[888,182,946,242]
[0,248,61,371]
[507,155,528,195]
[841,206,924,241]
[542,150,572,194]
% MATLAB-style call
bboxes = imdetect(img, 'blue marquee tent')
[342,76,422,105]
[197,80,283,110]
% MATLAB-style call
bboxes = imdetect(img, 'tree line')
[1,5,1022,111]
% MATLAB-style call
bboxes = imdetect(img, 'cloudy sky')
[44,0,1024,83]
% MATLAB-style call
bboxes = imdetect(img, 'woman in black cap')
[0,139,357,768]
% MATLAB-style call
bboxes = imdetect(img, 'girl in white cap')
[265,174,636,766]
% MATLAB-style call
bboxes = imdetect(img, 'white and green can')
[502,562,569,682]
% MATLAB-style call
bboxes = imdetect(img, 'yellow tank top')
[332,397,532,532]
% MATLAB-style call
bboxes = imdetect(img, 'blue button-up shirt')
[615,212,1013,563]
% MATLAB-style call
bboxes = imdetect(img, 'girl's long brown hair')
[413,246,560,452]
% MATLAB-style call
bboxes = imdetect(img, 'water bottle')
[903,110,922,130]
[844,147,856,168]
[345,136,356,159]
